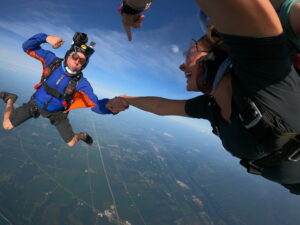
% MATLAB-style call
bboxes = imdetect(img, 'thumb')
[137,14,145,21]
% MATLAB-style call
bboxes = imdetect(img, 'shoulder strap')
[231,76,281,149]
[34,58,63,90]
[206,96,220,136]
[42,58,63,81]
[240,133,300,175]
[231,77,263,128]
[230,72,293,153]
[63,72,83,101]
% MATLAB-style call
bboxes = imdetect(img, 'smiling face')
[66,51,86,72]
[179,45,208,91]
[179,27,224,92]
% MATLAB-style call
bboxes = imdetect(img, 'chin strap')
[65,66,78,75]
[209,58,232,95]
[198,46,229,94]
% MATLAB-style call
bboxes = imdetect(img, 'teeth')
[185,72,192,78]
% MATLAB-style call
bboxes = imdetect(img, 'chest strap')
[34,58,83,109]
[240,134,300,175]
[231,77,300,174]
[231,78,285,150]
[34,58,63,90]
[207,96,220,136]
[42,73,82,107]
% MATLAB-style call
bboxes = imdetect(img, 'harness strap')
[231,77,286,150]
[63,73,82,101]
[34,58,63,90]
[42,58,64,78]
[41,73,82,100]
[34,58,83,110]
[207,96,220,136]
[241,134,300,175]
[43,83,64,99]
[231,76,300,174]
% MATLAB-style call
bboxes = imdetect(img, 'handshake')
[106,95,129,114]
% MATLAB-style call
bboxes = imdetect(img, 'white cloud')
[0,16,184,85]
[0,46,41,75]
[168,116,213,135]
[171,44,180,53]
[163,132,173,138]
[192,195,204,209]
[0,19,74,42]
[87,78,122,98]
[176,180,190,190]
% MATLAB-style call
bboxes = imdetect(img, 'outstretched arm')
[119,95,188,116]
[70,78,129,114]
[195,0,282,37]
[106,97,129,114]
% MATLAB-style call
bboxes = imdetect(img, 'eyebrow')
[183,48,209,57]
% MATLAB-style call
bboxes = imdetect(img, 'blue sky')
[0,0,212,133]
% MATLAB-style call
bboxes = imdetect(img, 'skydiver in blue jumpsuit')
[0,32,128,147]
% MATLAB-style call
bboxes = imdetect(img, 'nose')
[179,63,186,72]
[73,58,80,64]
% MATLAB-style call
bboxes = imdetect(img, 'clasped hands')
[106,96,129,114]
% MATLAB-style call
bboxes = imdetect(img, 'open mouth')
[185,72,192,78]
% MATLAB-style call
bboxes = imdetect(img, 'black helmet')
[64,32,96,73]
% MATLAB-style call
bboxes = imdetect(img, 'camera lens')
[73,32,88,45]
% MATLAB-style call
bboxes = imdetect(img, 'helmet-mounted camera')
[65,32,96,73]
[73,32,88,45]
[71,32,96,59]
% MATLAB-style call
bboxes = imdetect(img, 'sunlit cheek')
[66,58,72,68]
[196,63,204,76]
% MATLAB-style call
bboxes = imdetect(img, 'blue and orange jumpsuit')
[10,33,111,142]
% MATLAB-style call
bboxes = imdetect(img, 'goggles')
[70,52,86,65]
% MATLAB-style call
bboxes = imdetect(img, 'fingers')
[124,24,132,41]
[53,39,65,49]
[106,97,129,114]
[122,14,133,41]
[46,35,65,49]
[119,97,129,108]
[134,14,144,28]
[122,14,144,41]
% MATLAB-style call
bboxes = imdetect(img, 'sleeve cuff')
[38,33,48,43]
[93,98,112,114]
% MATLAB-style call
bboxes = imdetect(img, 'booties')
[0,92,18,103]
[80,132,93,145]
